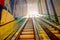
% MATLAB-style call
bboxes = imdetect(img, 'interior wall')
[53,0,60,23]
[14,0,27,19]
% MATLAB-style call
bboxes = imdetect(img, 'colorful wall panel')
[10,0,14,14]
[1,0,15,25]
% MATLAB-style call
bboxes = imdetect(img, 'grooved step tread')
[47,27,52,28]
[39,34,50,39]
[51,31,59,34]
[55,34,60,39]
[25,27,32,29]
[19,38,35,40]
[20,35,34,38]
[39,29,43,31]
[25,27,33,28]
[39,31,46,34]
[21,31,34,35]
[23,29,33,32]
[23,29,33,30]
[48,28,55,31]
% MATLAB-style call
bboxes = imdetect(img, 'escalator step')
[48,28,55,31]
[19,39,34,40]
[55,34,60,39]
[39,34,50,40]
[21,31,34,35]
[25,27,32,29]
[20,35,34,38]
[39,31,46,34]
[23,29,33,32]
[51,31,59,34]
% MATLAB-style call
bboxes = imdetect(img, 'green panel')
[18,18,26,29]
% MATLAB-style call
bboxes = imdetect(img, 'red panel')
[0,0,4,7]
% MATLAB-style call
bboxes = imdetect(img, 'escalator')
[35,18,60,40]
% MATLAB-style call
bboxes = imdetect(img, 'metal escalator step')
[25,27,33,28]
[26,25,32,27]
[39,29,43,31]
[39,31,46,34]
[48,28,55,31]
[23,30,33,32]
[20,35,34,39]
[55,34,60,39]
[51,30,59,34]
[25,27,32,29]
[24,28,33,30]
[39,34,50,40]
[47,27,52,28]
[21,31,34,35]
[19,38,34,40]
[23,29,33,32]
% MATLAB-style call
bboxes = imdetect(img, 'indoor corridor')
[0,0,60,40]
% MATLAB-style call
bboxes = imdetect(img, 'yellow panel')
[0,20,18,40]
[1,9,14,25]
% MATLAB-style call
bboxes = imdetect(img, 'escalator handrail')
[32,18,40,40]
[11,18,28,40]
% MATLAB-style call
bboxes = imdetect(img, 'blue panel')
[10,0,14,13]
[3,6,7,10]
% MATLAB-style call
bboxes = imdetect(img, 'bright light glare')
[26,3,40,18]
[27,10,40,18]
[23,2,44,18]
